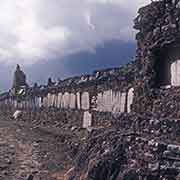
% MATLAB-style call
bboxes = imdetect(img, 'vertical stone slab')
[51,94,56,107]
[120,92,126,113]
[38,97,42,108]
[96,90,126,113]
[32,97,36,109]
[81,92,90,110]
[83,111,92,128]
[111,91,126,113]
[45,95,49,107]
[47,93,51,107]
[42,96,47,107]
[171,60,180,86]
[76,92,81,109]
[62,92,70,108]
[69,93,76,109]
[54,94,58,107]
[127,88,134,113]
[105,90,113,112]
[61,93,64,108]
[57,92,62,108]
[112,91,119,112]
[96,92,104,111]
[96,90,112,112]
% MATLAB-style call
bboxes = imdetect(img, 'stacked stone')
[133,0,180,113]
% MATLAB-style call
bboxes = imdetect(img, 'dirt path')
[0,119,73,180]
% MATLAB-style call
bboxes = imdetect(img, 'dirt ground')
[0,117,87,180]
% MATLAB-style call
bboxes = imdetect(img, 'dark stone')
[26,175,33,180]
[12,64,28,89]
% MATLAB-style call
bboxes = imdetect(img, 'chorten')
[12,64,28,90]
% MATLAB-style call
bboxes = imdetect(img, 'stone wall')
[0,63,136,128]
[133,0,180,113]
[0,88,134,113]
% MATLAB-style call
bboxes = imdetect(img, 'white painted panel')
[121,92,126,113]
[69,93,76,109]
[51,94,56,107]
[81,92,90,110]
[96,90,111,112]
[42,96,48,107]
[54,94,58,107]
[127,88,134,113]
[112,91,126,113]
[83,111,92,128]
[171,60,180,86]
[62,92,70,108]
[112,91,120,112]
[96,90,126,113]
[38,97,42,108]
[14,101,18,108]
[76,92,81,109]
[57,93,62,108]
[47,93,51,107]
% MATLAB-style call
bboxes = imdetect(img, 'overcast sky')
[0,0,149,65]
[0,0,150,90]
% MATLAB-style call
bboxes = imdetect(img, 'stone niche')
[153,44,180,87]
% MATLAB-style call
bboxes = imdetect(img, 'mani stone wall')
[133,0,180,114]
[0,62,136,128]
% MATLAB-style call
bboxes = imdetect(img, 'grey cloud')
[0,0,149,65]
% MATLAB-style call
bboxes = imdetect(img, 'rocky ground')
[0,112,88,180]
[1,110,180,180]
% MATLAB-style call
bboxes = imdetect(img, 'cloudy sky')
[0,0,149,90]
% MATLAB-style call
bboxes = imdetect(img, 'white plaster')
[76,92,81,109]
[69,93,76,109]
[51,94,56,107]
[47,93,51,107]
[112,91,126,113]
[81,92,90,110]
[57,92,63,108]
[119,92,126,113]
[62,92,70,108]
[83,111,92,128]
[127,88,134,113]
[96,90,111,112]
[55,94,59,107]
[96,90,126,113]
[38,97,43,108]
[42,96,48,107]
[171,60,180,86]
